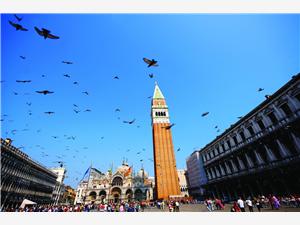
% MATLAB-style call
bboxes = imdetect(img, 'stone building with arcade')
[74,162,154,204]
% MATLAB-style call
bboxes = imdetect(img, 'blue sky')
[1,14,299,188]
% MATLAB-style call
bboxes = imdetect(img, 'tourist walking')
[245,198,254,212]
[237,197,245,212]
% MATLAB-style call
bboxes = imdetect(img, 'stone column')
[245,153,254,168]
[230,159,238,173]
[276,139,291,158]
[254,150,264,165]
[291,132,300,153]
[210,168,216,179]
[219,145,224,153]
[215,166,220,177]
[286,95,298,111]
[224,161,232,174]
[237,156,246,170]
[264,144,277,162]
[206,169,212,180]
[219,164,226,176]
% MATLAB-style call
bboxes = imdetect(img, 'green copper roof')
[153,82,165,99]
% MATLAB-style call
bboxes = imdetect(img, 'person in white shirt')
[237,197,245,212]
[245,198,253,212]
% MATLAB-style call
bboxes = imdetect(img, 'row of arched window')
[155,111,166,117]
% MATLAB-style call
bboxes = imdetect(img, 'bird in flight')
[113,76,119,80]
[63,74,70,78]
[42,74,46,77]
[177,148,181,152]
[9,21,28,31]
[73,104,78,107]
[82,91,89,95]
[44,111,55,114]
[163,123,175,130]
[201,112,209,117]
[26,102,32,106]
[147,96,152,99]
[74,109,80,114]
[237,116,243,119]
[52,136,58,139]
[73,81,79,85]
[123,119,136,124]
[217,129,220,132]
[36,90,54,95]
[137,152,141,155]
[140,159,143,162]
[143,58,158,67]
[115,108,121,112]
[100,136,104,140]
[14,14,23,22]
[214,125,218,129]
[62,61,73,64]
[258,88,264,92]
[34,27,59,39]
[16,80,31,83]
[19,56,26,60]
[84,109,91,112]
[149,73,154,78]
[13,92,18,95]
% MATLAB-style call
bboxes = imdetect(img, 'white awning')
[20,199,37,208]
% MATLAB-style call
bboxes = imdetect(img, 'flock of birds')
[2,14,273,185]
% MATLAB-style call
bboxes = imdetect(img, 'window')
[267,112,278,124]
[226,140,231,149]
[232,136,238,145]
[221,143,225,152]
[257,120,266,130]
[239,131,246,142]
[280,103,293,116]
[247,126,255,136]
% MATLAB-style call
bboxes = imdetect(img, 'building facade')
[1,138,58,209]
[74,162,154,204]
[177,169,189,197]
[199,74,300,200]
[151,83,181,200]
[186,151,207,200]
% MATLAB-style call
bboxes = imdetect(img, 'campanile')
[151,82,180,200]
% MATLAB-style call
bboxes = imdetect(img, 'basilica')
[74,162,154,204]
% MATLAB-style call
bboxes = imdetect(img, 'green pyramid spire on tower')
[153,82,165,99]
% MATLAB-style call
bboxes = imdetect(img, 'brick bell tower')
[151,82,180,200]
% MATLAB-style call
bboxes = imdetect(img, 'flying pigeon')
[62,61,73,64]
[163,123,175,130]
[143,58,158,67]
[74,109,80,114]
[34,26,59,39]
[237,116,243,119]
[44,111,55,114]
[82,91,89,95]
[149,73,154,78]
[73,81,79,85]
[73,104,78,107]
[177,148,181,152]
[123,119,136,124]
[36,90,54,95]
[14,14,23,22]
[113,76,119,80]
[26,102,32,106]
[201,112,209,117]
[214,125,218,129]
[115,108,121,112]
[19,56,26,59]
[63,74,70,78]
[9,21,28,31]
[258,88,264,92]
[84,109,91,112]
[16,80,31,83]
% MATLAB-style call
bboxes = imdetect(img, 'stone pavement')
[143,203,300,212]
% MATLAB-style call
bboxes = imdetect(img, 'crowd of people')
[204,194,300,212]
